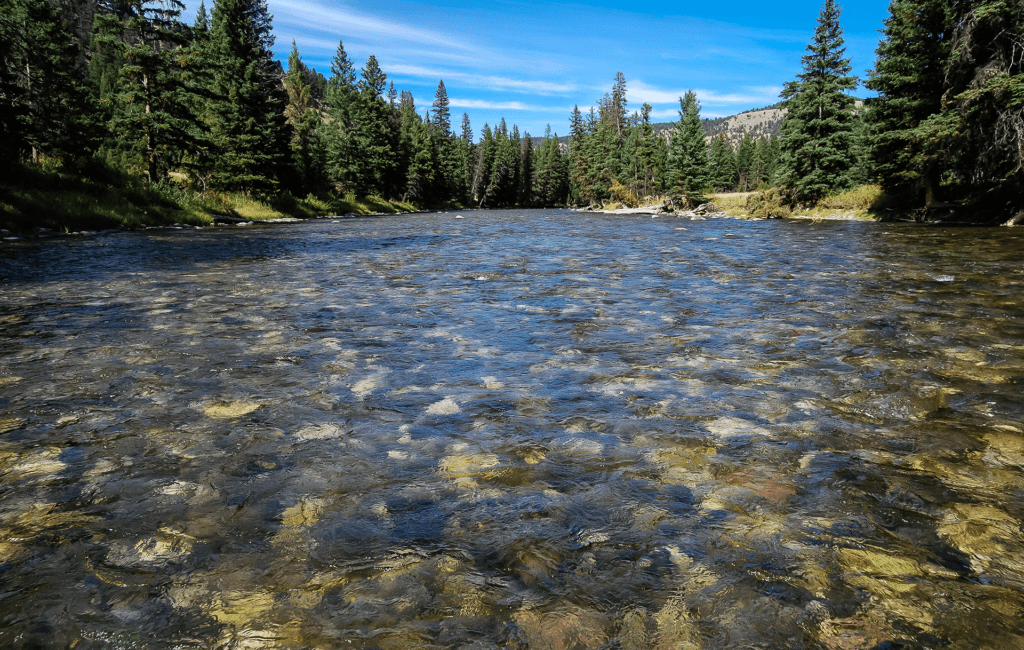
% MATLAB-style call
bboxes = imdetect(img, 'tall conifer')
[284,40,322,193]
[666,90,710,196]
[206,0,288,194]
[777,0,859,203]
[709,134,737,191]
[1,0,96,163]
[322,39,358,194]
[865,0,948,201]
[350,54,395,197]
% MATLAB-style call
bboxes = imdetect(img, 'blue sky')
[185,0,892,138]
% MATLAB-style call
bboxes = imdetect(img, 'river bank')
[0,160,428,234]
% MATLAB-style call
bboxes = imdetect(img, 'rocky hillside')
[534,100,862,150]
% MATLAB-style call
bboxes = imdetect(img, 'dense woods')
[0,0,1021,222]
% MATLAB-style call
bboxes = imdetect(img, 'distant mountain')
[530,100,863,151]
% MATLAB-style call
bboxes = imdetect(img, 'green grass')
[0,159,428,233]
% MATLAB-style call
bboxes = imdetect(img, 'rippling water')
[1,210,1023,649]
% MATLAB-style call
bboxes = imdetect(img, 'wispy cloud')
[388,64,577,95]
[448,98,558,112]
[272,0,473,51]
[628,81,782,106]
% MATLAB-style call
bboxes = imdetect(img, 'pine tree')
[777,0,859,203]
[175,0,217,189]
[752,137,767,188]
[666,90,710,197]
[322,39,358,194]
[404,110,437,204]
[206,0,289,194]
[1,0,97,164]
[766,135,782,185]
[431,79,451,137]
[194,1,209,32]
[735,132,756,191]
[471,123,495,206]
[609,71,628,139]
[284,40,323,193]
[350,54,395,197]
[709,134,737,191]
[451,111,473,204]
[532,130,568,206]
[864,0,949,202]
[567,105,588,205]
[93,0,195,181]
[387,81,397,108]
[918,0,1021,210]
[518,130,533,206]
[484,118,519,206]
[634,104,660,198]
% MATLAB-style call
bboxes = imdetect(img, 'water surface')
[1,210,1023,648]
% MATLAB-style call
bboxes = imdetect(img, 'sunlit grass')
[711,185,889,220]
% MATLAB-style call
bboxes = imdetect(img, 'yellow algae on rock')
[426,397,461,415]
[294,423,344,440]
[984,430,1024,466]
[652,597,699,650]
[818,612,897,650]
[523,449,546,465]
[211,590,276,626]
[619,607,651,650]
[107,529,194,568]
[441,452,499,475]
[0,377,22,388]
[838,548,921,577]
[937,503,1021,573]
[514,607,609,650]
[9,448,65,478]
[706,416,772,439]
[281,497,328,527]
[203,401,261,418]
[0,418,24,434]
[440,451,501,489]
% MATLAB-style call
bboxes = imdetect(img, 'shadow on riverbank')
[0,160,432,234]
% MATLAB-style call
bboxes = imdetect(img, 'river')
[1,209,1023,648]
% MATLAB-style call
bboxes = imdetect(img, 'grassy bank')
[0,160,423,233]
[712,185,892,220]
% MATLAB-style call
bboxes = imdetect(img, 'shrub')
[745,188,792,219]
[608,180,639,208]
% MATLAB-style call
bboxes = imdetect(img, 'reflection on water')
[1,210,1023,648]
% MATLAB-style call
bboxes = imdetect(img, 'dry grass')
[709,192,751,216]
[711,186,886,220]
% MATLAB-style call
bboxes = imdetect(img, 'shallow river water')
[1,209,1023,649]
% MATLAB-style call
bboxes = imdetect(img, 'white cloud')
[448,98,558,111]
[272,0,472,51]
[628,80,782,106]
[388,64,577,95]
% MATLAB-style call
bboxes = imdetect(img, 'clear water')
[1,210,1023,649]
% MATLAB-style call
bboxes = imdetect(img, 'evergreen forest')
[0,0,1021,227]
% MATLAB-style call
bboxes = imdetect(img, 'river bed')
[1,209,1023,648]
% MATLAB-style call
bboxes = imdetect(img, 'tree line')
[1,0,1020,217]
[0,0,568,208]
